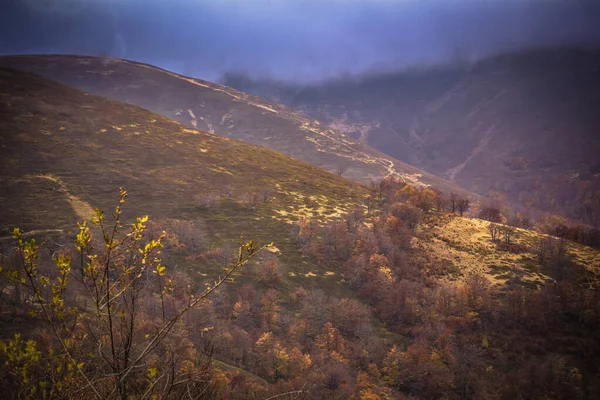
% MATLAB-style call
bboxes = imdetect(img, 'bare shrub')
[239,192,261,210]
[147,218,207,254]
[195,192,220,209]
[257,253,282,287]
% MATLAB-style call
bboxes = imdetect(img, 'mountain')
[224,48,600,225]
[1,67,599,398]
[0,54,472,197]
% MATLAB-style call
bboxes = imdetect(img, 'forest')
[1,179,598,399]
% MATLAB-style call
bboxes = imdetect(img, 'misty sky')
[2,0,600,83]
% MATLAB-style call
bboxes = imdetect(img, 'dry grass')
[0,67,366,303]
[414,215,600,288]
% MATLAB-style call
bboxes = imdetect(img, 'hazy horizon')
[2,0,600,84]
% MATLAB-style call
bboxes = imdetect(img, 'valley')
[225,48,600,226]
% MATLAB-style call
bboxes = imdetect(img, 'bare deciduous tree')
[457,198,471,217]
[489,223,501,241]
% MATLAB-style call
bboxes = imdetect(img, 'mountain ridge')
[0,54,474,198]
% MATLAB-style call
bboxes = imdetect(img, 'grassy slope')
[0,68,411,381]
[414,214,600,288]
[0,67,370,301]
[2,67,597,287]
[0,54,474,197]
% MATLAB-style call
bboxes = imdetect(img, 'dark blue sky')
[2,0,600,83]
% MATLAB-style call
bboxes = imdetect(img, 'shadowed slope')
[225,48,600,224]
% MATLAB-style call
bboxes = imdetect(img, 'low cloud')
[2,0,600,83]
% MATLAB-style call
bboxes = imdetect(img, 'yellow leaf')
[482,337,489,349]
[147,367,157,380]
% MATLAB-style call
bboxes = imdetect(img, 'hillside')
[0,54,472,197]
[0,67,377,299]
[225,48,600,225]
[415,215,600,288]
[1,67,600,398]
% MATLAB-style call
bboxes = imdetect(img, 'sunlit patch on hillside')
[417,215,600,287]
[270,189,357,224]
[254,104,277,113]
[267,245,281,254]
[209,166,233,176]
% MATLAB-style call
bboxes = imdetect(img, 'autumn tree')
[411,188,437,213]
[511,212,532,229]
[257,254,283,287]
[344,206,364,233]
[435,192,447,213]
[388,203,422,230]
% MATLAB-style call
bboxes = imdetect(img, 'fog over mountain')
[2,0,600,83]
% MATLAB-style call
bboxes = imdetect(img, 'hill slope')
[0,54,472,196]
[1,66,597,287]
[415,215,600,288]
[225,48,600,224]
[0,67,376,300]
